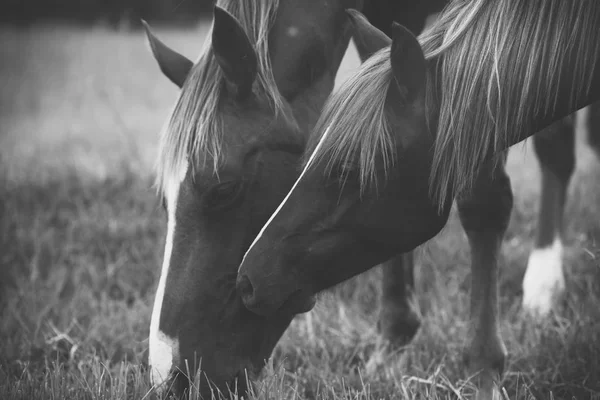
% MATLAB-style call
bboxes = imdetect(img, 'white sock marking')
[522,238,565,317]
[240,125,332,270]
[149,163,188,388]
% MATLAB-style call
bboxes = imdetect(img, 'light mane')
[304,0,600,208]
[427,0,600,206]
[302,47,395,193]
[155,0,285,194]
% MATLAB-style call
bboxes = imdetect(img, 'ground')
[1,23,600,400]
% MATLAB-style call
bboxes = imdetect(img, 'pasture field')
[1,24,600,400]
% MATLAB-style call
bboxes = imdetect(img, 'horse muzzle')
[236,272,316,317]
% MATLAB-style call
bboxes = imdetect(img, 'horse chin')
[244,288,316,317]
[279,290,317,315]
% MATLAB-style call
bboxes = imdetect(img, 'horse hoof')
[377,306,421,348]
[474,383,502,400]
[522,240,565,317]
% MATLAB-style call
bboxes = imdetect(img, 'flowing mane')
[302,47,396,192]
[155,0,285,194]
[304,0,600,207]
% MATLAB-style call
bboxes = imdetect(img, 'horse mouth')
[153,364,257,399]
[279,288,317,315]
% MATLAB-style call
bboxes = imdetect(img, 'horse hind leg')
[377,252,421,348]
[457,157,513,400]
[522,116,575,317]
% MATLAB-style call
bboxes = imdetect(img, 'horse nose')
[237,273,317,317]
[236,274,256,306]
[236,273,281,316]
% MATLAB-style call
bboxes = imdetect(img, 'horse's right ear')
[346,9,391,62]
[142,20,193,88]
[390,22,426,103]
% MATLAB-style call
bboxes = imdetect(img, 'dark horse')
[238,1,600,398]
[144,0,356,396]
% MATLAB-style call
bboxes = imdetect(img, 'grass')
[1,23,600,399]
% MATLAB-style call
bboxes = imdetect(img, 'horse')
[237,1,600,398]
[143,0,357,397]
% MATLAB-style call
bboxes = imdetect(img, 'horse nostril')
[237,274,255,304]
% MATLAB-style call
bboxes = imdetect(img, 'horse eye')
[203,181,245,212]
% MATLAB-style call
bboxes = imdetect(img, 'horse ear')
[390,22,426,103]
[212,6,257,99]
[142,20,193,88]
[346,9,391,62]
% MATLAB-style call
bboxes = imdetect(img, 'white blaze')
[149,163,188,389]
[240,125,332,270]
[522,238,565,317]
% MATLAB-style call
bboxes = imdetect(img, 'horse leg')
[377,252,420,347]
[456,157,513,399]
[522,117,575,317]
[588,102,600,157]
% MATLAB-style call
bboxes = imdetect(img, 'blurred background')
[1,0,215,28]
[0,0,361,184]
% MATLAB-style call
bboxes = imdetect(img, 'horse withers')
[144,0,355,397]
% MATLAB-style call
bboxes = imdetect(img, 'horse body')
[145,0,357,396]
[238,1,600,397]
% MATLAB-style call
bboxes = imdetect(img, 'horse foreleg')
[523,117,575,317]
[457,157,513,400]
[377,252,420,348]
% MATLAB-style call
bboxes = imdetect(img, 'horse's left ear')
[212,6,257,99]
[390,22,426,103]
[142,20,193,88]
